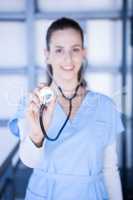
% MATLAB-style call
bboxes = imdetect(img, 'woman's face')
[45,28,86,82]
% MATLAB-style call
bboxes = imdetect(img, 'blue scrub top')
[8,91,124,200]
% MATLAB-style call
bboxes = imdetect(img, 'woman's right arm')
[18,118,44,168]
[9,83,56,168]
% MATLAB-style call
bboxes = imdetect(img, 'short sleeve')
[8,96,28,137]
[107,99,125,145]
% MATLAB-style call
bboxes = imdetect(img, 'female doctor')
[9,17,124,200]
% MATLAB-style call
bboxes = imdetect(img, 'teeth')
[61,66,74,70]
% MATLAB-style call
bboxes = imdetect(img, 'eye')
[55,48,63,54]
[72,48,81,53]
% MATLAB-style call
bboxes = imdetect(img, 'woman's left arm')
[103,142,123,200]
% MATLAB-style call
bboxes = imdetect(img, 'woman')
[9,17,124,200]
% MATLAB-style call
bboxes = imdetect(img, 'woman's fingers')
[28,83,48,107]
[29,101,39,113]
[27,101,39,122]
[29,93,40,107]
[33,83,51,105]
[38,82,47,89]
[27,83,56,126]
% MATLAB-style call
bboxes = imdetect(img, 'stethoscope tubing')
[39,84,80,141]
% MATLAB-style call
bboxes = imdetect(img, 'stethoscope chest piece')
[39,88,54,105]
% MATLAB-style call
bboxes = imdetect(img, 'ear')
[44,49,51,64]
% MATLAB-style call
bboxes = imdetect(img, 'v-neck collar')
[47,90,99,142]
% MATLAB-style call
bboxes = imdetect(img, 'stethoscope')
[39,67,82,141]
[39,55,87,141]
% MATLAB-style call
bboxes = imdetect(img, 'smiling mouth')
[61,66,74,71]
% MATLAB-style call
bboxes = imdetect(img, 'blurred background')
[0,0,132,199]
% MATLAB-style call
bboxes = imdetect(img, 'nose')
[64,51,72,64]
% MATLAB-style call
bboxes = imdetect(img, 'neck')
[51,78,80,97]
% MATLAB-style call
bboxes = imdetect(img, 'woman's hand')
[25,83,56,147]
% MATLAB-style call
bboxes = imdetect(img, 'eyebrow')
[54,44,82,48]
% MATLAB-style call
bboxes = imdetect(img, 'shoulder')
[98,92,117,113]
[88,90,115,107]
[88,91,118,119]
